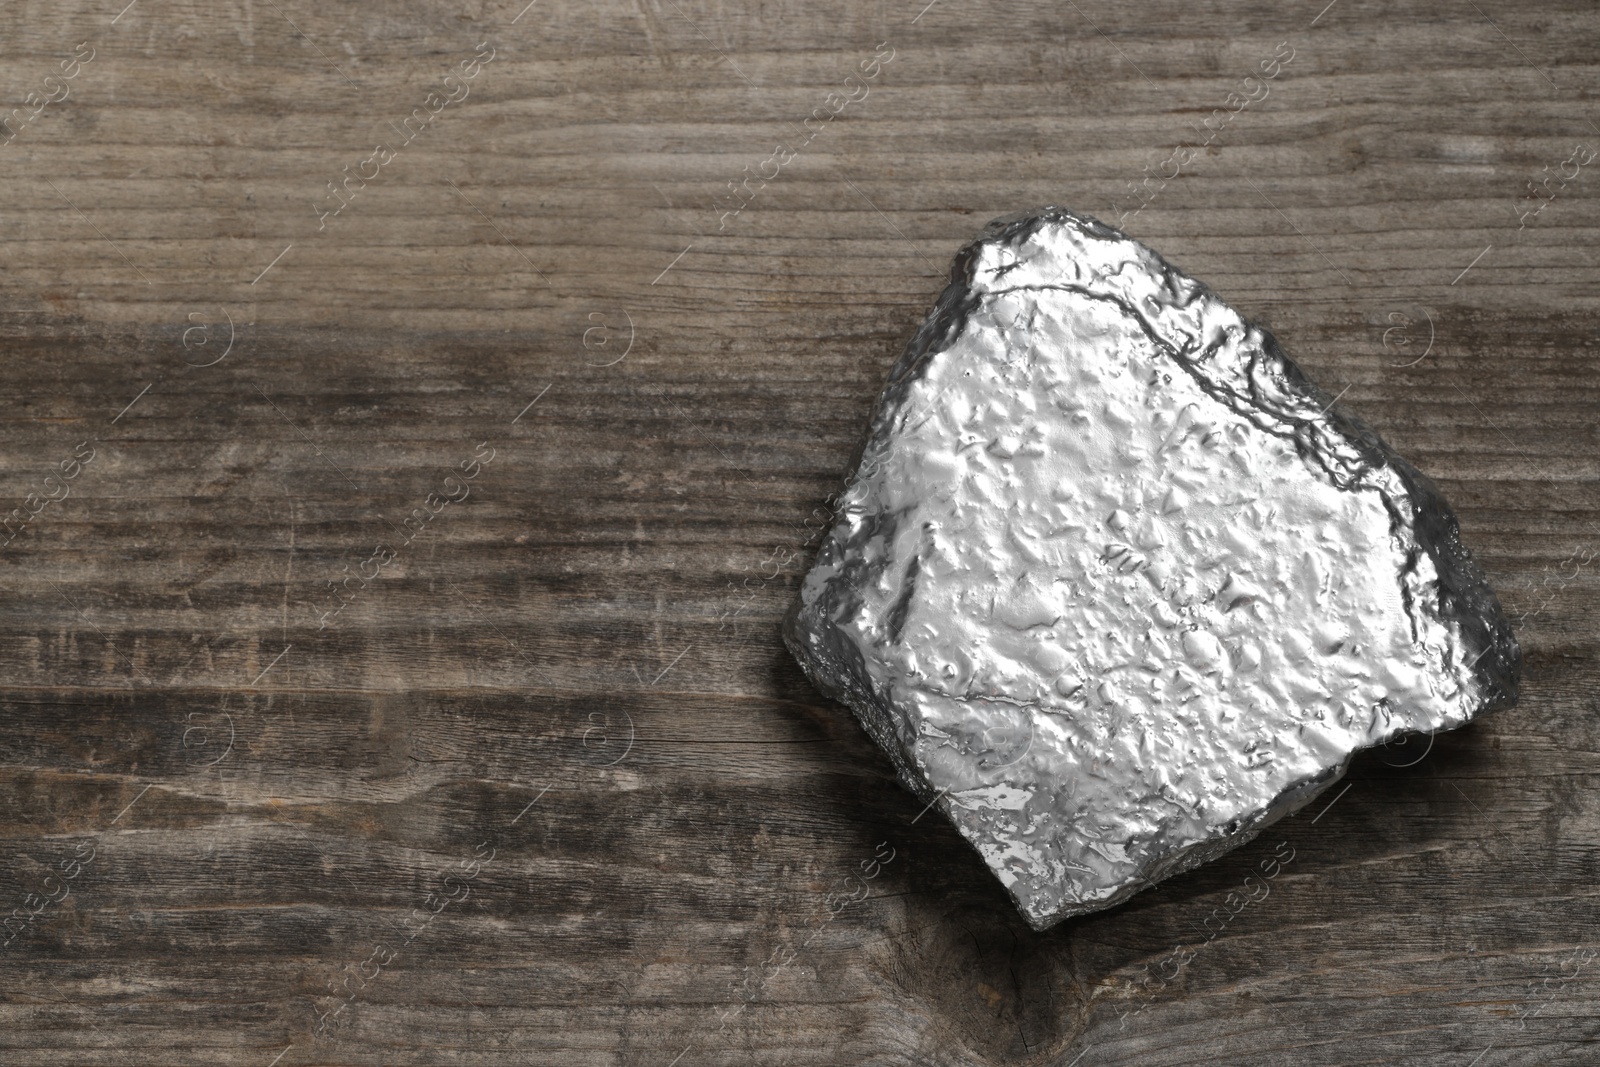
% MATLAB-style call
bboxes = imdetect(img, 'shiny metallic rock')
[783,207,1519,930]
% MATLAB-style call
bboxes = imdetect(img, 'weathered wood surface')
[1,0,1598,1063]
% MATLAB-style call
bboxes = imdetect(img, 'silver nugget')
[784,207,1519,929]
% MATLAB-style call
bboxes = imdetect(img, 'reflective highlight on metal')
[783,207,1519,930]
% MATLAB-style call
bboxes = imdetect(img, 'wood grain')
[1,0,1598,1063]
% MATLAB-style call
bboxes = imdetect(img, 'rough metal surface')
[784,207,1520,930]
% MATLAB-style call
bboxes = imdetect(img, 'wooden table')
[1,1,1596,1063]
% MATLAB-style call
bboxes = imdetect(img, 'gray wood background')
[0,0,1596,1063]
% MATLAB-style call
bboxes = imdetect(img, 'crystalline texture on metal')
[783,207,1519,930]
